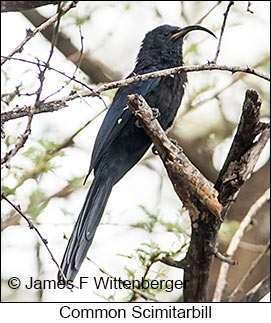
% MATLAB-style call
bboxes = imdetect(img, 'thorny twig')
[1,193,69,284]
[1,1,78,65]
[247,1,254,14]
[211,1,234,64]
[1,56,95,92]
[1,3,63,166]
[43,25,85,101]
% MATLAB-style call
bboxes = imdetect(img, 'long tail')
[58,175,113,282]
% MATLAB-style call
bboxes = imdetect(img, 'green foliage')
[132,205,159,232]
[28,189,47,220]
[219,219,256,242]
[113,206,190,301]
[132,205,190,238]
[117,238,188,301]
[1,132,85,226]
[218,220,240,241]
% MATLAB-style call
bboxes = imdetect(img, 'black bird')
[59,24,215,282]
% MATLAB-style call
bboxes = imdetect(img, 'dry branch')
[1,193,67,281]
[1,62,270,126]
[211,1,234,64]
[127,89,270,302]
[127,94,222,220]
[1,3,64,166]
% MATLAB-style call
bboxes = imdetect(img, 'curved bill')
[170,25,216,40]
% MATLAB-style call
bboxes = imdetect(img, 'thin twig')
[1,3,63,167]
[213,246,237,265]
[1,193,67,281]
[2,106,105,201]
[1,1,77,65]
[43,25,85,101]
[1,62,270,126]
[191,55,269,109]
[159,257,188,269]
[228,242,270,301]
[212,188,270,301]
[211,1,234,64]
[1,83,22,105]
[0,56,95,92]
[247,1,254,14]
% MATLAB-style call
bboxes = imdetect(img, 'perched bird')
[59,24,215,282]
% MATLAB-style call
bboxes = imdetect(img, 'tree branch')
[184,90,269,302]
[211,1,234,64]
[212,247,237,265]
[127,89,269,302]
[159,257,188,270]
[1,62,269,125]
[1,193,67,282]
[1,1,78,66]
[1,3,64,166]
[127,94,223,220]
[213,188,270,301]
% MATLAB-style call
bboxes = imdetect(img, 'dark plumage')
[59,24,215,282]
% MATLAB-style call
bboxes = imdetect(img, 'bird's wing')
[89,77,161,171]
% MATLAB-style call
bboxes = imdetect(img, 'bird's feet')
[151,107,160,120]
[135,119,143,128]
[169,138,183,152]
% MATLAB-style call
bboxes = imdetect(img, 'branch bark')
[127,94,222,220]
[127,89,270,302]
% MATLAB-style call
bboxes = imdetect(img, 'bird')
[59,24,216,282]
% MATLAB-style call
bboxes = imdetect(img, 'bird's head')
[136,24,216,70]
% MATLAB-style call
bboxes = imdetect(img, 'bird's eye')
[164,32,170,37]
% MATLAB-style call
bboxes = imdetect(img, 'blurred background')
[1,1,270,302]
